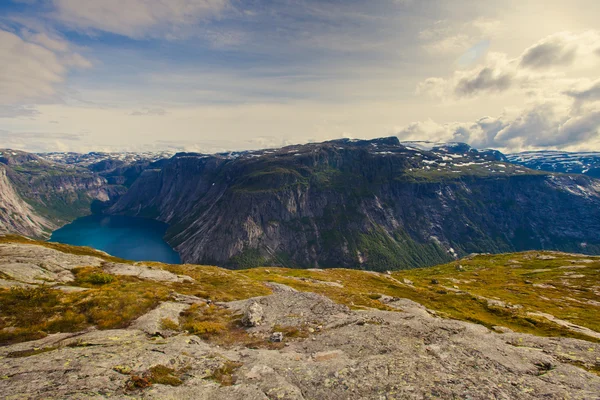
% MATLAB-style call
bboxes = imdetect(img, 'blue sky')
[0,0,599,153]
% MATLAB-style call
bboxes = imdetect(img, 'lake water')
[50,215,181,264]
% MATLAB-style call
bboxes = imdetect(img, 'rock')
[378,294,400,304]
[431,279,439,285]
[455,264,464,271]
[1,289,600,399]
[103,263,194,283]
[0,243,104,285]
[228,291,351,334]
[270,332,284,342]
[312,350,344,362]
[170,292,206,304]
[245,365,275,380]
[242,302,264,327]
[129,302,188,337]
[265,282,298,293]
[402,278,413,285]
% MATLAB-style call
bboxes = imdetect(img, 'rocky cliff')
[109,137,600,270]
[0,150,125,238]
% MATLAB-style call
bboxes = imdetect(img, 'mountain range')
[1,138,600,270]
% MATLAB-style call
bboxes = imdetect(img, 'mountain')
[108,137,600,270]
[0,150,128,238]
[0,237,599,398]
[3,140,600,271]
[507,151,600,178]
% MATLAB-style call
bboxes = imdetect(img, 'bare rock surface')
[227,290,352,334]
[129,302,188,337]
[0,244,193,287]
[0,243,103,284]
[1,291,600,399]
[103,262,194,283]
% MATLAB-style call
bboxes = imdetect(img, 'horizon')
[3,135,600,156]
[1,1,599,154]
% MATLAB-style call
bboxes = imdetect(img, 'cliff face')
[0,150,125,238]
[109,138,600,270]
[0,165,53,237]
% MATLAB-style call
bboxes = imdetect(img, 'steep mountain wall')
[0,150,125,238]
[109,138,600,270]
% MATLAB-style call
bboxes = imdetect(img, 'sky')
[0,0,599,154]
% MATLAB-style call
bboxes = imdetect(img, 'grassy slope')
[0,236,598,346]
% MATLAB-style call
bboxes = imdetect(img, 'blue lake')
[50,215,181,264]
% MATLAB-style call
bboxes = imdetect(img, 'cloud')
[520,35,578,69]
[418,31,600,100]
[51,0,230,39]
[0,105,40,118]
[0,129,83,152]
[129,108,167,116]
[0,28,91,105]
[419,18,499,56]
[454,67,513,96]
[396,100,600,151]
[520,31,600,70]
[565,79,600,103]
[0,130,81,141]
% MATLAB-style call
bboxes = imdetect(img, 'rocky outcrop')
[1,289,599,399]
[109,138,600,270]
[1,240,599,399]
[0,242,188,288]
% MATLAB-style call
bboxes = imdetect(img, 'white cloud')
[418,31,600,100]
[0,28,91,105]
[419,18,499,56]
[565,79,600,103]
[52,0,229,39]
[520,31,600,70]
[397,98,600,151]
[0,129,83,152]
[129,107,167,116]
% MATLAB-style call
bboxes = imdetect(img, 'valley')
[2,138,600,270]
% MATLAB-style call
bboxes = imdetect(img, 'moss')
[85,272,116,285]
[147,365,183,386]
[272,325,310,339]
[160,318,179,331]
[207,360,243,386]
[126,375,152,390]
[0,328,47,346]
[6,346,58,358]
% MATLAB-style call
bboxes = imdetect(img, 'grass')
[0,236,599,347]
[85,272,116,285]
[240,251,600,342]
[177,303,280,349]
